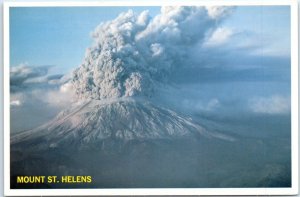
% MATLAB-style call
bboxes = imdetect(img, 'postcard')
[3,0,298,196]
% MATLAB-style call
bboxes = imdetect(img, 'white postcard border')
[3,0,299,196]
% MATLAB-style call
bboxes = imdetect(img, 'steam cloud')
[71,6,233,100]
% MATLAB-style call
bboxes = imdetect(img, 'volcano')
[10,99,239,188]
[10,7,240,188]
[11,98,234,151]
[10,6,291,189]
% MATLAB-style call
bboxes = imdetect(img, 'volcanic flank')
[11,98,234,151]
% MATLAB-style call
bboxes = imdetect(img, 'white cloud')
[182,98,220,112]
[10,64,74,110]
[249,95,290,114]
[10,100,21,107]
[206,98,220,111]
[206,6,234,19]
[10,64,63,92]
[203,27,234,47]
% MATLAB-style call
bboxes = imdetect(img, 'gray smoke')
[72,6,233,100]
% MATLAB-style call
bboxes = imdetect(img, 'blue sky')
[10,6,290,74]
[10,6,160,74]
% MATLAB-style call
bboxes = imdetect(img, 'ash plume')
[71,6,233,100]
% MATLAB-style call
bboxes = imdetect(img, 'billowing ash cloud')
[72,6,233,100]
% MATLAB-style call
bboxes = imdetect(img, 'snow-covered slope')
[11,99,234,151]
